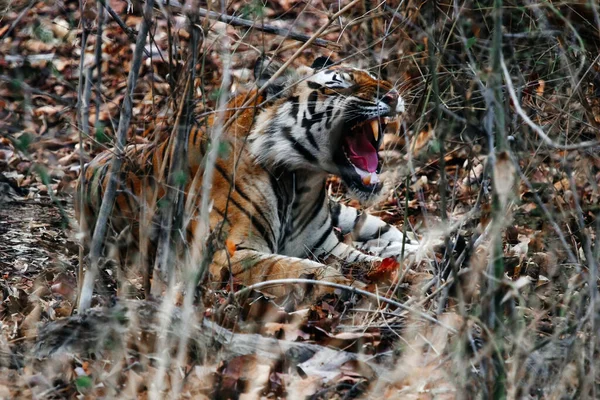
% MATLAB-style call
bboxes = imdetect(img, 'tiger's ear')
[254,56,286,99]
[311,56,335,70]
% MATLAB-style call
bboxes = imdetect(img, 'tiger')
[76,56,420,297]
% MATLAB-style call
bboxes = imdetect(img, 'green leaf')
[75,376,92,390]
[240,0,265,18]
[466,36,477,50]
[15,132,32,152]
[95,124,110,143]
[429,139,440,154]
[34,24,54,43]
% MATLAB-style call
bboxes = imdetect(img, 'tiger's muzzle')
[334,90,403,200]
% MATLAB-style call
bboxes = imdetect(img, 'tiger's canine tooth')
[370,120,379,142]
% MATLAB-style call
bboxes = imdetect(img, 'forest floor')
[2,0,600,398]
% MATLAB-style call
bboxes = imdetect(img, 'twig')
[234,278,458,333]
[0,0,35,41]
[96,0,152,59]
[482,1,508,396]
[78,0,155,311]
[500,57,600,150]
[81,69,93,150]
[75,1,91,305]
[93,0,105,128]
[96,0,137,42]
[77,68,93,301]
[157,0,340,50]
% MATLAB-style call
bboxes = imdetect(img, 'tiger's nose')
[382,90,399,111]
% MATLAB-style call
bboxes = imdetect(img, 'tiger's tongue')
[346,132,378,172]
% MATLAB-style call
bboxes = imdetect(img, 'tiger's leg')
[211,249,364,297]
[329,201,420,259]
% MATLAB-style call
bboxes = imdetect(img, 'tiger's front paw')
[357,239,420,259]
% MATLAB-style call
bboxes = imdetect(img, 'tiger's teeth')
[354,165,380,186]
[370,120,379,142]
[362,172,380,185]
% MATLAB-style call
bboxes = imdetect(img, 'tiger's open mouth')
[337,116,399,195]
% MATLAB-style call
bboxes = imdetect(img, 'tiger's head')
[249,57,405,203]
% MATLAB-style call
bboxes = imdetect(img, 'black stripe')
[292,186,326,240]
[301,111,320,151]
[307,81,322,90]
[235,245,254,251]
[379,224,391,236]
[245,174,274,210]
[353,212,362,228]
[215,163,275,230]
[307,91,318,115]
[379,241,391,255]
[289,96,299,118]
[214,164,276,252]
[282,126,317,162]
[229,196,275,253]
[330,201,341,227]
[348,251,359,262]
[199,133,209,154]
[322,240,341,257]
[324,102,335,129]
[312,221,333,250]
[268,171,293,248]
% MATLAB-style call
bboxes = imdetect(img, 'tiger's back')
[77,89,265,247]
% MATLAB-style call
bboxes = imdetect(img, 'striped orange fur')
[76,57,419,297]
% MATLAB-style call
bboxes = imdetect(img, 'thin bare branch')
[235,278,458,333]
[158,0,341,50]
[501,57,600,150]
